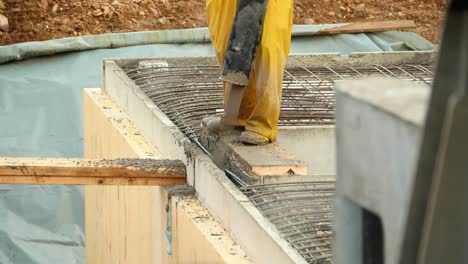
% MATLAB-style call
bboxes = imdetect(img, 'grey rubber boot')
[240,131,270,145]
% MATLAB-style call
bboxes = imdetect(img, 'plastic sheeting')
[0,26,436,264]
[0,25,435,64]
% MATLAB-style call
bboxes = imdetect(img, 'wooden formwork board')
[83,88,250,264]
[0,158,186,186]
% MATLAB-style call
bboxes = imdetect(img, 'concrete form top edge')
[335,78,431,127]
[104,51,436,68]
[101,57,316,264]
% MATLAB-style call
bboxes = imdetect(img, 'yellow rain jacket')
[206,0,293,142]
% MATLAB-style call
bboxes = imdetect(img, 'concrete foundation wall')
[103,60,308,264]
[83,88,250,264]
[333,79,429,264]
[278,126,336,176]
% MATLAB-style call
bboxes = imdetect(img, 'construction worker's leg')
[206,0,256,127]
[206,0,236,66]
[244,0,293,141]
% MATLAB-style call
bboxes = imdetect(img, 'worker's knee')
[260,2,293,56]
[256,39,290,74]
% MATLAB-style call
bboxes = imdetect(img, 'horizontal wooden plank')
[316,20,417,35]
[0,158,186,186]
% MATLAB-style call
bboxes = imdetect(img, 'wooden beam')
[0,158,186,186]
[316,20,417,35]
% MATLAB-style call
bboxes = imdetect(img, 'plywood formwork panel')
[174,197,251,264]
[0,157,185,185]
[83,88,167,264]
[83,88,250,264]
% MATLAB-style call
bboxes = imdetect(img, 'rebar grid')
[240,182,336,264]
[123,63,433,141]
[121,61,434,264]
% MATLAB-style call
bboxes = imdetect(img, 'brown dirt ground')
[0,0,447,46]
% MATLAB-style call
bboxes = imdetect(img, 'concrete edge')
[103,60,309,264]
[187,145,309,264]
[335,78,430,127]
[103,60,189,165]
[279,125,336,130]
[108,51,436,69]
[262,174,336,184]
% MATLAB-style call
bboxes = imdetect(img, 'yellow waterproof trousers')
[206,0,293,142]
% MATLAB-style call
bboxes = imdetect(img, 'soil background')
[0,0,447,45]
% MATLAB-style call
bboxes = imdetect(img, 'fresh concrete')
[334,78,430,264]
[188,146,307,264]
[199,119,307,178]
[278,126,336,177]
[103,59,308,264]
[102,53,436,264]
